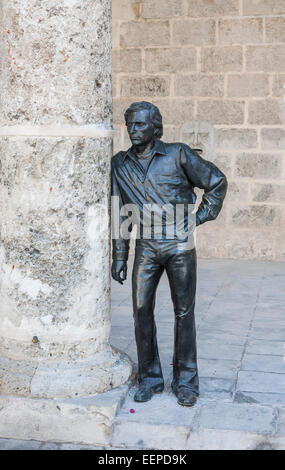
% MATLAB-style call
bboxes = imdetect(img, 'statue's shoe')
[176,388,197,407]
[134,383,164,402]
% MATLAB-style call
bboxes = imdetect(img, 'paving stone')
[246,339,285,356]
[199,358,239,380]
[235,391,285,407]
[242,354,285,374]
[199,402,275,434]
[198,341,244,362]
[237,370,285,394]
[0,439,42,450]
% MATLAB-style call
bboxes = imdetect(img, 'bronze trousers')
[132,239,199,395]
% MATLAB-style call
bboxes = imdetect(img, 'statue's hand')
[111,260,127,285]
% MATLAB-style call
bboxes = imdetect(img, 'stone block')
[175,74,224,97]
[120,21,170,47]
[120,76,170,97]
[237,370,285,394]
[230,205,279,229]
[197,100,244,125]
[248,99,284,125]
[235,153,283,179]
[223,230,274,260]
[113,48,142,73]
[187,428,274,451]
[145,47,196,73]
[219,18,263,45]
[0,385,129,445]
[266,17,285,43]
[227,74,270,97]
[272,74,285,97]
[227,181,249,202]
[112,0,140,21]
[251,183,285,203]
[199,358,238,380]
[211,153,233,175]
[152,99,195,125]
[261,128,285,150]
[242,354,285,374]
[243,0,285,16]
[198,341,244,361]
[113,98,133,125]
[246,339,285,356]
[173,19,216,45]
[141,0,187,19]
[188,0,239,17]
[216,128,258,150]
[112,420,190,449]
[199,402,275,434]
[246,46,285,72]
[202,46,243,72]
[235,391,285,407]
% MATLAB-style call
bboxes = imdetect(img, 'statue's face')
[180,121,215,160]
[126,109,155,147]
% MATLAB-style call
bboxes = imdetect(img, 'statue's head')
[124,101,163,147]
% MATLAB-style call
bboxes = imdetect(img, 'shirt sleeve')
[111,158,131,261]
[180,144,228,226]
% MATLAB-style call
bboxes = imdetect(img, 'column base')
[0,346,132,399]
[0,384,130,446]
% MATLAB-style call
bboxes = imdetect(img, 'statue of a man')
[111,101,227,407]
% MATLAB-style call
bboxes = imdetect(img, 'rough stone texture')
[188,0,239,17]
[235,153,283,179]
[201,46,243,72]
[243,0,285,16]
[266,17,285,43]
[120,76,170,97]
[0,0,112,126]
[261,128,285,150]
[113,1,285,261]
[175,74,224,97]
[145,48,196,73]
[216,129,258,150]
[219,18,263,45]
[246,46,285,72]
[120,20,170,47]
[248,99,284,125]
[197,100,245,125]
[0,385,130,445]
[227,74,270,97]
[172,19,216,45]
[0,0,132,401]
[141,0,187,19]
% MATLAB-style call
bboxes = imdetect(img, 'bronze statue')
[111,102,227,407]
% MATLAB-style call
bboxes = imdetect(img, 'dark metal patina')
[111,102,227,406]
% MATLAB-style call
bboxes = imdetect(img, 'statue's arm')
[111,158,129,284]
[180,144,228,226]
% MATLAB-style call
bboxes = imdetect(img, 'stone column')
[0,0,131,400]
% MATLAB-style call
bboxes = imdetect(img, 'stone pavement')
[109,257,285,450]
[0,258,285,450]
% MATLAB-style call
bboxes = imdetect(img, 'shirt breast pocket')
[155,174,181,186]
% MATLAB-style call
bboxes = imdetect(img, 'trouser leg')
[132,243,164,387]
[165,248,199,395]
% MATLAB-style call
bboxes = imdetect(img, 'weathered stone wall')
[112,0,285,261]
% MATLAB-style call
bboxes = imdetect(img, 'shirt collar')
[123,139,167,163]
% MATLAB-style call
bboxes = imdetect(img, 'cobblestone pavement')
[1,258,285,450]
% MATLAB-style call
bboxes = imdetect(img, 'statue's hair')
[124,101,163,139]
